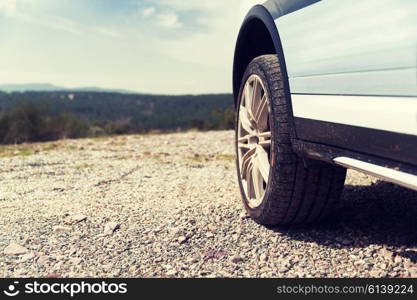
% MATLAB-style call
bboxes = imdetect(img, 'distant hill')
[0,83,63,93]
[0,83,137,94]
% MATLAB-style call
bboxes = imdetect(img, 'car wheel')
[235,54,347,225]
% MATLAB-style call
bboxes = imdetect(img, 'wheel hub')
[249,135,259,145]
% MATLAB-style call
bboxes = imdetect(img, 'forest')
[0,91,235,144]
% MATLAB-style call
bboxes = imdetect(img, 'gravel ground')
[1,130,416,278]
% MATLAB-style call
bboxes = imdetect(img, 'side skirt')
[293,118,417,166]
[292,139,417,191]
[334,157,417,191]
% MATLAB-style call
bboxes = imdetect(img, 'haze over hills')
[0,83,137,94]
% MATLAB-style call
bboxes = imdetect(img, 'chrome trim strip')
[334,157,417,191]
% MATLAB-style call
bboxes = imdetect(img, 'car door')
[270,0,417,164]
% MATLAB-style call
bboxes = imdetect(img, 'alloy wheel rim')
[237,74,272,208]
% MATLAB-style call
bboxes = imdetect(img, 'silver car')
[233,0,417,225]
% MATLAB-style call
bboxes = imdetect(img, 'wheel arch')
[233,5,296,138]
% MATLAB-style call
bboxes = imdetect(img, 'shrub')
[211,108,235,130]
[104,118,134,135]
[0,101,89,144]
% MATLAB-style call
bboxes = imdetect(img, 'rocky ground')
[0,131,416,278]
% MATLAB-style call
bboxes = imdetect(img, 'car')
[233,0,417,226]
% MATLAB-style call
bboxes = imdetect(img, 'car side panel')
[258,0,417,165]
[271,0,417,97]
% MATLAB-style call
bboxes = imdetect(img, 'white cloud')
[150,0,236,12]
[0,0,17,17]
[0,0,83,35]
[3,4,120,38]
[149,0,261,24]
[142,5,183,29]
[93,27,121,38]
[17,13,83,35]
[156,12,182,28]
[154,1,242,66]
[145,0,268,93]
[143,7,155,17]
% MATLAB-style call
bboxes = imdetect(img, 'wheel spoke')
[240,148,256,178]
[238,134,251,143]
[255,146,270,182]
[251,78,262,116]
[258,140,271,148]
[258,131,272,148]
[238,143,251,150]
[246,164,255,199]
[244,83,255,120]
[239,106,255,135]
[252,166,263,199]
[254,95,269,131]
[258,132,271,139]
[238,134,254,150]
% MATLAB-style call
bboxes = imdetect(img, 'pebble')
[4,242,29,256]
[70,258,82,265]
[207,224,216,231]
[72,214,87,223]
[259,253,268,262]
[53,226,72,233]
[166,270,177,276]
[178,236,188,244]
[37,255,49,266]
[239,212,249,220]
[103,222,120,235]
[21,253,35,262]
[394,256,403,264]
[230,255,243,264]
[45,273,61,278]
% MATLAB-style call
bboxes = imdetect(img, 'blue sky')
[0,0,254,94]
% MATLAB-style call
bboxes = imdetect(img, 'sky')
[0,0,259,94]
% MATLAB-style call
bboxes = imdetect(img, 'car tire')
[235,54,347,226]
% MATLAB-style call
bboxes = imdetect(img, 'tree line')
[0,91,235,144]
